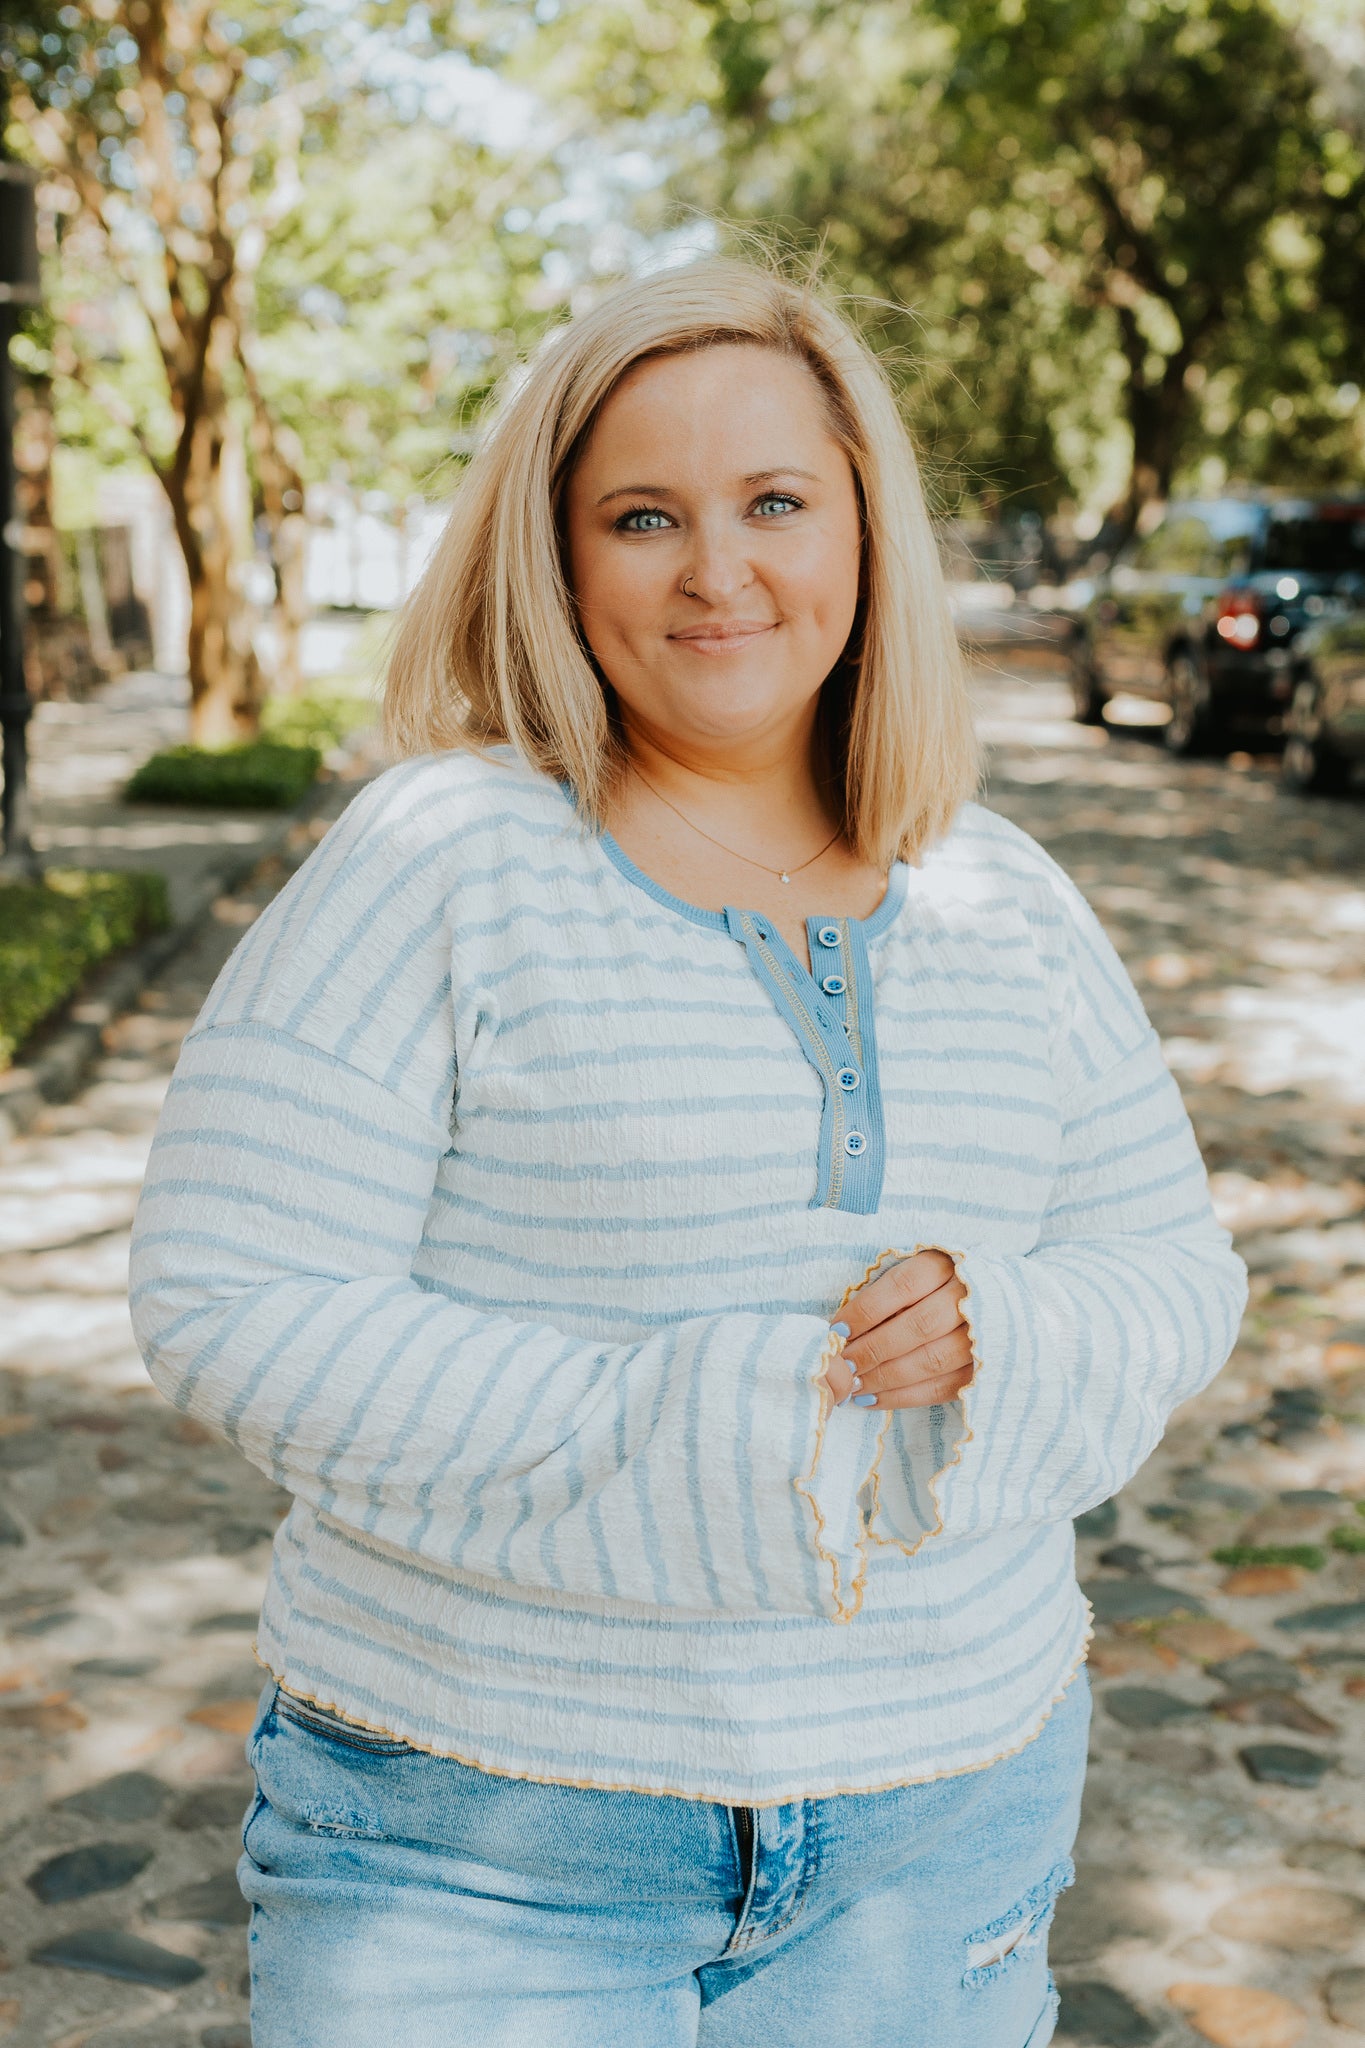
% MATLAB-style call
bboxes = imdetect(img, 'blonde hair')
[385,257,978,865]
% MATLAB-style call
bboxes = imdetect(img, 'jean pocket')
[240,1787,268,1871]
[963,1859,1074,1989]
[273,1689,414,1757]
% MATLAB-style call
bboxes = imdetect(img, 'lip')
[668,622,777,650]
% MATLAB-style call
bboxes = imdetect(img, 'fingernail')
[852,1393,878,1407]
[830,1321,850,1340]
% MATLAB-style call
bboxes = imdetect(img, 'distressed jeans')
[240,1667,1089,2047]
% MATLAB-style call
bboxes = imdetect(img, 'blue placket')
[725,909,886,1215]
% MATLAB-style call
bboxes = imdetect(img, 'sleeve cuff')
[855,1245,979,1562]
[794,1320,890,1621]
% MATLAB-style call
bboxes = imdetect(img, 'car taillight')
[1215,592,1264,649]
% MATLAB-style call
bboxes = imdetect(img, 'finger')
[842,1280,965,1375]
[838,1250,958,1343]
[854,1327,975,1400]
[865,1366,974,1411]
[824,1353,858,1405]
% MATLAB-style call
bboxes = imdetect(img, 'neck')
[617,711,833,833]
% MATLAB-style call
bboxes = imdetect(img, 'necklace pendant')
[779,871,790,884]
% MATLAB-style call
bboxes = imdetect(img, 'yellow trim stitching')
[854,1244,979,1561]
[792,1246,909,1625]
[253,1618,1094,1809]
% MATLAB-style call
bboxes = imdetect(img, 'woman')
[130,260,1246,2048]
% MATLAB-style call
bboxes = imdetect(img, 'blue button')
[816,925,840,948]
[837,1067,861,1091]
[844,1130,868,1156]
[821,973,847,995]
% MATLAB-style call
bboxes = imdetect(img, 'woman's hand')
[825,1250,974,1411]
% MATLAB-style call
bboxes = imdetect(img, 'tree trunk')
[238,336,309,695]
[161,324,262,746]
[1111,305,1195,533]
[268,512,308,695]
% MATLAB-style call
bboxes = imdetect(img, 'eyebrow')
[594,468,822,507]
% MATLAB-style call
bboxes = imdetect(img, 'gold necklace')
[629,761,843,885]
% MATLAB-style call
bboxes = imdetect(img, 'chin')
[669,669,813,739]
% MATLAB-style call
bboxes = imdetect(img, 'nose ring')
[681,573,696,597]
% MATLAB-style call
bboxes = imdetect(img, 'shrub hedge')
[126,738,322,809]
[0,868,171,1069]
[263,687,376,753]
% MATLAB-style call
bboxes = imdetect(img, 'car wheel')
[1069,642,1107,725]
[1281,683,1352,795]
[1163,651,1222,757]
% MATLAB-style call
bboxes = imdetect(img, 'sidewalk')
[2,663,1365,2044]
[26,670,375,922]
[2,670,381,1140]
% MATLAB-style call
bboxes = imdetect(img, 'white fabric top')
[129,748,1246,1803]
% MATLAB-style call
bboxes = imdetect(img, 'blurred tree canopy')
[0,0,556,734]
[523,0,1365,523]
[0,0,1362,725]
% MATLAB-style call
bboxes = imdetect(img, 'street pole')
[0,163,42,878]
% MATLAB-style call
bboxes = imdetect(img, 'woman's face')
[563,343,863,761]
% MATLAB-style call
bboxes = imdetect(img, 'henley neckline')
[594,826,911,942]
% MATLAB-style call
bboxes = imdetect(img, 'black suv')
[1068,495,1365,753]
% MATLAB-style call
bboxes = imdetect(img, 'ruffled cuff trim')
[845,1245,981,1565]
[793,1247,966,1621]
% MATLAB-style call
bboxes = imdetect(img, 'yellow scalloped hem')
[794,1244,973,1620]
[252,1607,1094,1809]
[789,1236,949,1622]
[852,1243,980,1564]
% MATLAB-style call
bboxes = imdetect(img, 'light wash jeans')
[239,1669,1089,2047]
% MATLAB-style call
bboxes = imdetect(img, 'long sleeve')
[866,870,1247,1554]
[128,764,886,1622]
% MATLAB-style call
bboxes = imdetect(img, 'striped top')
[129,747,1246,1804]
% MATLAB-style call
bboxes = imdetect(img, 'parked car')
[1067,495,1365,754]
[1281,595,1365,794]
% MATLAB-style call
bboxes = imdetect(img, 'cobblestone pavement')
[2,664,1364,2048]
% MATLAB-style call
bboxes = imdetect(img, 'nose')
[682,519,755,604]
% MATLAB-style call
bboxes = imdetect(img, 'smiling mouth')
[669,623,777,650]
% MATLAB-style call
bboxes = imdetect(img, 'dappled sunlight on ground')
[1,672,1364,2042]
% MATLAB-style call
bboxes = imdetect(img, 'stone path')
[1,663,1364,2046]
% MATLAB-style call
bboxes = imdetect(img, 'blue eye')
[753,494,801,517]
[616,507,672,532]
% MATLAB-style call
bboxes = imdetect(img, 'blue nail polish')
[830,1321,850,1340]
[852,1393,878,1407]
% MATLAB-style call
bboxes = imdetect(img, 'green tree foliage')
[918,0,1365,515]
[534,0,1365,519]
[1,0,558,725]
[249,104,557,499]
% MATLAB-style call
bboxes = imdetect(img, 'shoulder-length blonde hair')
[385,256,978,865]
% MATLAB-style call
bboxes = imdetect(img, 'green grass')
[0,869,170,1069]
[1212,1544,1327,1571]
[126,738,322,809]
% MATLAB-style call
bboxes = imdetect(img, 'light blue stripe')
[149,1128,430,1212]
[157,1067,437,1160]
[272,1510,1072,1698]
